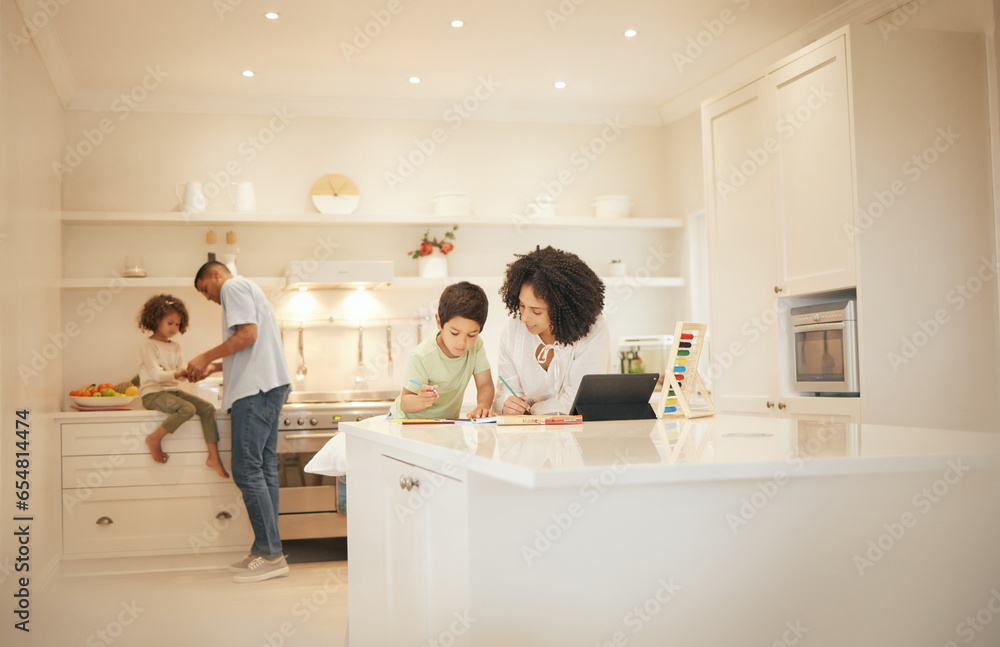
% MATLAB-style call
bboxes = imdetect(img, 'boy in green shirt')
[391,281,495,419]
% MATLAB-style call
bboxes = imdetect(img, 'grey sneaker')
[232,555,289,583]
[228,554,254,573]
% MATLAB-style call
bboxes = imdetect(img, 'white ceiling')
[20,0,995,125]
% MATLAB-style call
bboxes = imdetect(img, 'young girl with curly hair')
[493,246,610,415]
[137,294,228,478]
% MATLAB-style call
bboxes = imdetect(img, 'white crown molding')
[13,0,76,108]
[655,0,906,124]
[65,90,665,126]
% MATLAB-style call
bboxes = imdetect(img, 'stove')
[276,392,394,540]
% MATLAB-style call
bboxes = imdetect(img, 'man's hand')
[186,354,211,382]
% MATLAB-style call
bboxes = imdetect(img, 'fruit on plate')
[124,385,138,396]
[115,375,140,394]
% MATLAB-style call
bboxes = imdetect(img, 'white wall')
[0,0,66,628]
[58,111,685,401]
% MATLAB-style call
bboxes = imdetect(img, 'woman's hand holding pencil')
[498,375,532,415]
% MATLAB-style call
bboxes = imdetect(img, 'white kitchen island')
[344,415,1000,647]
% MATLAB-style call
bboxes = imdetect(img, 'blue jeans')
[230,385,289,559]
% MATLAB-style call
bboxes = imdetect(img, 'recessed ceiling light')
[624,29,637,38]
[451,19,464,28]
[242,70,255,77]
[554,81,566,89]
[409,76,421,84]
[264,12,279,20]
[298,286,308,292]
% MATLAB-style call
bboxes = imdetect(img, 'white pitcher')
[227,181,256,213]
[175,182,206,213]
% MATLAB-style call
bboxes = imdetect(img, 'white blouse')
[492,314,611,415]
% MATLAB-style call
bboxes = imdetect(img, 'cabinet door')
[769,36,857,295]
[703,79,780,414]
[381,455,469,646]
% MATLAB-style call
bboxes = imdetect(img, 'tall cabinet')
[703,24,1000,431]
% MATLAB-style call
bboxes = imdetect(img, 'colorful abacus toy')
[658,322,716,419]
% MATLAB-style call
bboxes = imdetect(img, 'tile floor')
[27,560,349,647]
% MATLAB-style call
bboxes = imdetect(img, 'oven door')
[276,430,346,539]
[792,321,859,394]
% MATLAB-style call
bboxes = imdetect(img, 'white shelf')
[59,277,285,289]
[59,275,685,290]
[60,211,684,230]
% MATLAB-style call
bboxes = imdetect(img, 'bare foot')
[207,455,230,478]
[145,434,169,464]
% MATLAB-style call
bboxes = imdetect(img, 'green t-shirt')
[390,332,490,420]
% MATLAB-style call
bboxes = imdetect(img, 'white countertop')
[342,415,1000,489]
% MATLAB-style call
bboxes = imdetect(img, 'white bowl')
[70,395,136,408]
[432,192,472,216]
[593,195,632,218]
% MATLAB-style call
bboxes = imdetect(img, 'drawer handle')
[777,402,787,410]
[216,511,233,521]
[96,516,113,526]
[399,476,420,491]
[766,401,775,409]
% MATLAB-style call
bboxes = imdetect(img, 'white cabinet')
[60,416,254,556]
[347,436,470,647]
[703,24,1000,430]
[768,37,856,295]
[703,78,780,415]
[380,455,469,645]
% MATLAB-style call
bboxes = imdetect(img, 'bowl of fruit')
[69,379,139,408]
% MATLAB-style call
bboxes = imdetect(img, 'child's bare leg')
[206,442,230,478]
[145,426,170,463]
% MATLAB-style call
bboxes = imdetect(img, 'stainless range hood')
[285,261,393,290]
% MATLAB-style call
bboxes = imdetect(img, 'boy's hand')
[466,406,494,419]
[414,384,439,409]
[501,396,532,415]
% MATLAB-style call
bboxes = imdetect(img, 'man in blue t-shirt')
[189,261,291,583]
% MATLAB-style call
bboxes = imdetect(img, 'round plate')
[311,174,360,215]
[70,395,136,408]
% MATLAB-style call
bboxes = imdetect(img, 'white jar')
[432,192,472,216]
[593,195,632,218]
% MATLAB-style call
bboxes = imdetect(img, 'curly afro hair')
[138,294,190,335]
[499,246,605,345]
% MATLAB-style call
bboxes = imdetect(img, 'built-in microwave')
[790,300,860,396]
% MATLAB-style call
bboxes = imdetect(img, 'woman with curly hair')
[493,246,610,415]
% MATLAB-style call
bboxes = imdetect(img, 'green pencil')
[498,375,518,398]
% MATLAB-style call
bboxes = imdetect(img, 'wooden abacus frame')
[657,322,717,419]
